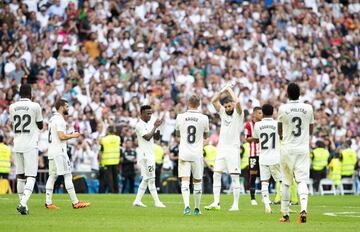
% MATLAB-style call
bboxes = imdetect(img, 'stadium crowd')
[0,0,359,193]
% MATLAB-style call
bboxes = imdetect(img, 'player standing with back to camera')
[244,106,263,205]
[176,94,209,216]
[45,99,90,209]
[9,84,43,215]
[253,104,281,213]
[278,83,314,223]
[205,85,243,212]
[133,105,166,208]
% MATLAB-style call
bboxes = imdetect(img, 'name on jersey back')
[185,117,199,122]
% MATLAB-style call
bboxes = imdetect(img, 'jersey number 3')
[187,125,196,144]
[14,114,31,134]
[292,117,302,137]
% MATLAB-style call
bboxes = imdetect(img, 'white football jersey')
[278,100,314,153]
[136,119,155,161]
[48,113,67,159]
[9,98,43,152]
[217,106,243,154]
[176,110,209,161]
[253,118,280,165]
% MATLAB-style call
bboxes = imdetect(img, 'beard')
[225,109,234,116]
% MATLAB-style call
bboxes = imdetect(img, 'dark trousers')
[311,169,327,192]
[0,173,9,179]
[203,167,214,194]
[155,163,162,191]
[99,165,119,193]
[241,167,250,191]
[122,175,135,193]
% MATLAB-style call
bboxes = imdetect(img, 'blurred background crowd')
[0,0,359,194]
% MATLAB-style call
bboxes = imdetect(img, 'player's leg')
[179,160,191,214]
[270,164,282,206]
[15,152,26,201]
[249,157,259,205]
[260,164,272,213]
[133,159,148,207]
[145,159,164,207]
[279,154,293,222]
[294,153,310,223]
[227,153,241,211]
[192,158,203,215]
[205,157,224,210]
[18,149,39,215]
[45,159,58,209]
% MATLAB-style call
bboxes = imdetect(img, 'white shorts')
[214,153,241,174]
[260,163,281,182]
[53,154,72,176]
[178,158,203,180]
[280,149,310,185]
[15,149,38,177]
[139,158,155,180]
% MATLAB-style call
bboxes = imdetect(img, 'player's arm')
[211,91,222,112]
[203,116,210,139]
[245,122,257,143]
[175,116,181,138]
[226,86,242,115]
[57,131,80,141]
[277,122,283,141]
[36,104,44,130]
[252,125,260,143]
[142,118,163,141]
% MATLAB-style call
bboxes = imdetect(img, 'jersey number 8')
[187,125,196,144]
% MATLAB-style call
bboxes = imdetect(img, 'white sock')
[281,183,290,216]
[261,181,270,205]
[45,175,57,205]
[193,182,202,209]
[20,177,36,207]
[148,178,161,204]
[213,172,222,205]
[64,174,78,204]
[231,175,240,208]
[17,178,26,201]
[181,180,190,208]
[135,178,148,202]
[298,181,309,212]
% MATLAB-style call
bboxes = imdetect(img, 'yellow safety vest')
[241,143,249,170]
[312,148,330,171]
[154,144,164,165]
[341,148,357,176]
[328,158,341,186]
[100,135,120,166]
[204,145,217,167]
[0,143,11,174]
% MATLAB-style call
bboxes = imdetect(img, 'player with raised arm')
[176,94,209,216]
[133,105,166,208]
[9,84,43,215]
[45,99,90,209]
[244,106,263,206]
[253,104,281,213]
[278,83,314,223]
[205,85,243,211]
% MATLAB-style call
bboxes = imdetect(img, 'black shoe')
[17,204,29,215]
[298,210,307,224]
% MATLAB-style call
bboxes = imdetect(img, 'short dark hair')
[0,135,3,143]
[55,99,68,110]
[222,96,233,104]
[262,104,273,116]
[19,84,31,98]
[188,94,200,108]
[287,83,300,100]
[140,105,152,113]
[253,106,262,112]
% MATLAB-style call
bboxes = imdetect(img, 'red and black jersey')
[244,121,258,157]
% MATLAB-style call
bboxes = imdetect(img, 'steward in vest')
[0,135,11,179]
[98,127,121,193]
[203,141,217,193]
[154,141,164,192]
[310,140,330,192]
[240,142,250,191]
[328,152,341,186]
[340,140,357,178]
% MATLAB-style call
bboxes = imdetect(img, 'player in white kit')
[205,85,243,211]
[133,105,166,208]
[9,84,43,215]
[253,104,281,213]
[45,99,90,209]
[277,83,314,223]
[176,95,209,216]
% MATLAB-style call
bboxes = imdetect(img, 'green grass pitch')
[1,194,359,232]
